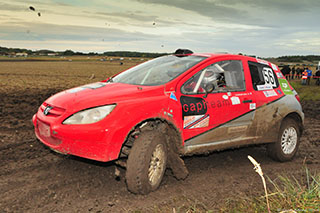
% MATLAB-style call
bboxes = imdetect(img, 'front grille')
[40,103,65,117]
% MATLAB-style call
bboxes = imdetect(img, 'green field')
[289,79,320,101]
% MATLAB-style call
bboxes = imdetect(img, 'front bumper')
[32,113,118,162]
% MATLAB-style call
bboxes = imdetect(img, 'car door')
[247,60,284,142]
[176,57,257,149]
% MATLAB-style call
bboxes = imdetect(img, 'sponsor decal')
[180,96,207,117]
[263,90,278,97]
[276,72,284,78]
[257,58,269,65]
[228,125,248,133]
[170,92,178,101]
[281,83,288,88]
[43,106,53,115]
[235,92,252,96]
[67,82,107,93]
[249,103,256,110]
[257,85,273,91]
[209,100,230,109]
[277,89,282,95]
[278,79,293,95]
[184,114,209,129]
[271,63,279,71]
[227,92,231,96]
[222,95,229,100]
[230,96,240,105]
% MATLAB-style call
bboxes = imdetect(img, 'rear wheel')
[126,130,167,194]
[267,118,300,162]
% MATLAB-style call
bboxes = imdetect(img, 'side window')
[181,60,245,94]
[248,61,279,90]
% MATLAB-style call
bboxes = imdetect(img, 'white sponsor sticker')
[249,103,256,110]
[227,92,231,96]
[222,95,229,100]
[263,90,278,97]
[257,58,269,65]
[257,85,273,91]
[276,72,284,78]
[184,115,202,128]
[189,116,209,129]
[271,63,278,71]
[230,96,240,105]
[183,115,209,129]
[281,82,288,89]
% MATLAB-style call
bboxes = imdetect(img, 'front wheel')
[267,118,301,162]
[126,131,167,194]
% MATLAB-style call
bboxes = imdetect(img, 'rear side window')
[248,61,279,90]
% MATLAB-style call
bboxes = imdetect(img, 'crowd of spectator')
[280,64,320,85]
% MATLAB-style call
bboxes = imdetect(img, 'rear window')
[248,61,279,90]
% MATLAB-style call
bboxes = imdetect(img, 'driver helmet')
[202,70,221,86]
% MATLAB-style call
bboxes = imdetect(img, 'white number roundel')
[262,67,276,87]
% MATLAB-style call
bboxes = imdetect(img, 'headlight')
[63,104,116,124]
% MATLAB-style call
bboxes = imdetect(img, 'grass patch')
[289,79,320,101]
[221,167,320,212]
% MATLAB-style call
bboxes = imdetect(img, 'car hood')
[45,82,164,112]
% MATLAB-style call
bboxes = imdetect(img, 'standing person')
[315,68,320,86]
[301,68,308,85]
[291,66,296,79]
[296,67,301,78]
[306,67,312,85]
[281,65,291,79]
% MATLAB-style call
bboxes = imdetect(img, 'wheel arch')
[117,117,183,160]
[282,112,304,135]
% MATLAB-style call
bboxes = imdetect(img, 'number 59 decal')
[262,67,277,87]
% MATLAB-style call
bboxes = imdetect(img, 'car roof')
[187,52,258,62]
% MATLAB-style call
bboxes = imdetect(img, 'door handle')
[243,99,253,103]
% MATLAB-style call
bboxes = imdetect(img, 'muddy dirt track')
[0,89,319,212]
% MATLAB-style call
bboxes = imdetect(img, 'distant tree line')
[276,55,320,63]
[0,46,168,58]
[1,46,319,61]
[102,51,167,58]
[0,46,33,55]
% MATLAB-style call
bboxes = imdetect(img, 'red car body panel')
[33,53,302,162]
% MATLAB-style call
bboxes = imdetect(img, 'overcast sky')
[1,0,320,57]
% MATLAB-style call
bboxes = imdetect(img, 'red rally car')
[33,49,304,194]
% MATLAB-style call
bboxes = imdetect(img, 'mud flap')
[142,121,189,180]
[167,151,189,180]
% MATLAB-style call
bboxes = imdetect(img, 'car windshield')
[112,55,207,86]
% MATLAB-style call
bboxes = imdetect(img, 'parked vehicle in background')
[33,49,304,194]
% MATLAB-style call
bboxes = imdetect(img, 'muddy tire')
[267,118,300,162]
[126,131,167,194]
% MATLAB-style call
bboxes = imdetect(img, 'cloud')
[96,11,157,23]
[0,2,28,11]
[134,0,320,29]
[1,0,320,56]
[0,21,156,41]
